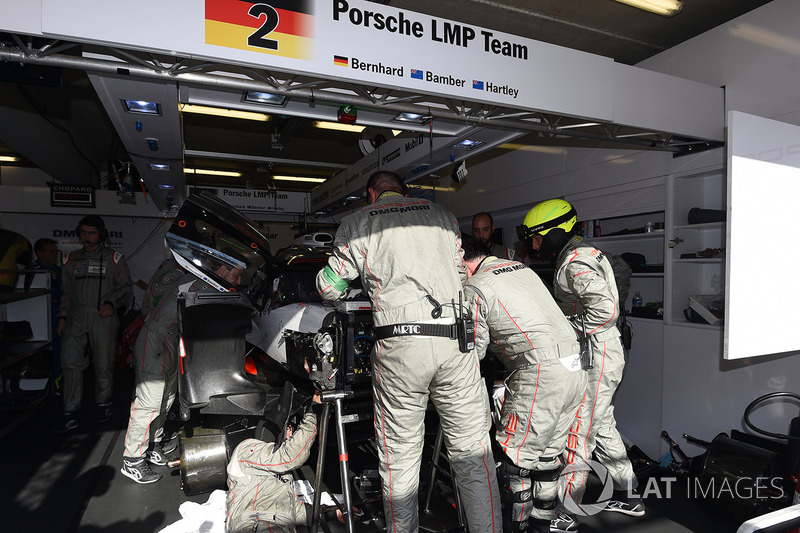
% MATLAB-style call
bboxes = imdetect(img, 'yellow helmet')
[522,199,577,238]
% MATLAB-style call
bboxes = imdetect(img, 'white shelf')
[675,222,725,231]
[628,315,664,323]
[668,320,723,330]
[674,258,724,264]
[590,230,664,243]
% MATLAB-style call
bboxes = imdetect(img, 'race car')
[165,193,372,494]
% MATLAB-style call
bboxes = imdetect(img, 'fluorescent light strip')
[556,122,601,130]
[273,175,327,183]
[0,155,20,162]
[613,0,682,17]
[180,104,270,122]
[184,168,243,177]
[313,121,401,136]
[313,121,365,133]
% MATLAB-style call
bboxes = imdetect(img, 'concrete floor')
[0,365,765,533]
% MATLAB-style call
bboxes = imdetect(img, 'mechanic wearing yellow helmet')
[522,199,644,524]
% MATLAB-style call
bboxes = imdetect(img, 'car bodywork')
[165,194,373,494]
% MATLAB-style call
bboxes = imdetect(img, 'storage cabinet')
[665,169,726,326]
[0,271,53,438]
[581,211,665,316]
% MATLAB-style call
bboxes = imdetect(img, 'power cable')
[125,210,173,261]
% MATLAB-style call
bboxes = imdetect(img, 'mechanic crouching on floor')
[316,171,502,533]
[226,393,323,533]
[461,234,587,533]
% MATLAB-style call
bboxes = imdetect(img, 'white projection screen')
[726,111,800,359]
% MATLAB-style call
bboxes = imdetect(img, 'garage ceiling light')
[122,99,160,115]
[180,104,271,122]
[313,121,403,136]
[184,167,243,177]
[392,112,432,125]
[313,120,365,133]
[0,155,20,162]
[557,122,601,130]
[244,91,288,106]
[273,175,327,183]
[150,163,171,171]
[452,139,484,150]
[613,0,683,17]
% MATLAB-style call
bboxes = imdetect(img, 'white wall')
[638,0,800,455]
[638,0,800,127]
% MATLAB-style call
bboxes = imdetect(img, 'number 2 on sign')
[247,4,279,50]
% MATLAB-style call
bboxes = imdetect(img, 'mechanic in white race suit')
[120,257,213,484]
[522,199,644,519]
[57,215,132,432]
[461,234,586,533]
[315,171,502,533]
[226,397,321,533]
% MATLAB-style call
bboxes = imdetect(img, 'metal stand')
[423,424,466,529]
[311,390,360,533]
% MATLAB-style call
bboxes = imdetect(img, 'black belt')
[373,322,457,340]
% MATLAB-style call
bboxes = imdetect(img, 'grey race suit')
[465,257,586,527]
[226,411,318,533]
[489,243,515,261]
[553,236,637,509]
[315,191,501,533]
[60,246,132,412]
[122,259,208,458]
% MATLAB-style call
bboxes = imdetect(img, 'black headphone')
[76,215,109,243]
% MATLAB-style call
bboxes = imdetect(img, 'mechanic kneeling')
[461,234,587,533]
[226,392,325,533]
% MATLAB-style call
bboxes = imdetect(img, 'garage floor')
[0,366,752,533]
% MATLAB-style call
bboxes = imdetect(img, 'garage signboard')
[39,0,614,122]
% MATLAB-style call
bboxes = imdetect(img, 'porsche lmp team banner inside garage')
[39,0,615,122]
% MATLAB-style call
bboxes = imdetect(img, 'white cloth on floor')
[158,489,226,533]
[293,479,339,507]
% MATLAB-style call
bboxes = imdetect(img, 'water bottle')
[632,291,643,308]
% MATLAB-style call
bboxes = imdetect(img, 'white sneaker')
[604,498,646,517]
[121,457,162,484]
[551,512,579,532]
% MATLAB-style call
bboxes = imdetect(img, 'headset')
[76,215,109,243]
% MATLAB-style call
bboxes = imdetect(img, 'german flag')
[333,55,348,67]
[205,0,314,60]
